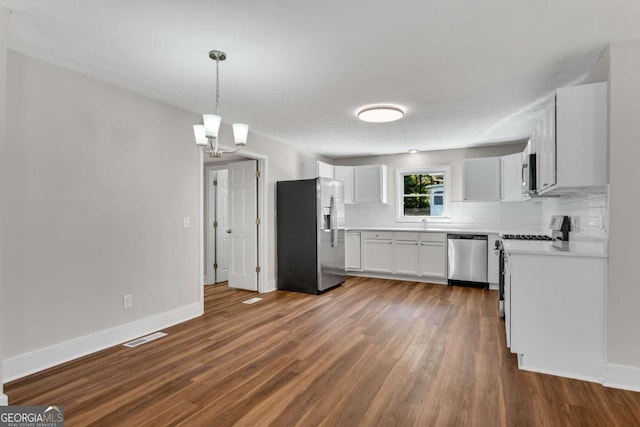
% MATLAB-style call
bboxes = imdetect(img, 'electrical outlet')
[123,294,133,310]
[183,217,191,228]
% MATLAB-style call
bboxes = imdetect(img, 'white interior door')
[227,160,258,291]
[205,168,216,284]
[215,169,229,283]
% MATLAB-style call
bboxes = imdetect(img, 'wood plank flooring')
[6,277,640,426]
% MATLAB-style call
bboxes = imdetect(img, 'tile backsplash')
[345,186,608,238]
[541,188,608,238]
[345,199,546,231]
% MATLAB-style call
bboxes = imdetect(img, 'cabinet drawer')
[420,232,446,243]
[361,231,393,240]
[393,232,419,241]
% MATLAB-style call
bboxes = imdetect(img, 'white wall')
[0,7,9,404]
[608,38,640,368]
[1,52,202,370]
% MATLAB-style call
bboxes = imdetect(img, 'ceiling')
[2,1,640,158]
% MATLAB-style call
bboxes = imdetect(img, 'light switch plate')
[123,294,133,310]
[183,217,191,228]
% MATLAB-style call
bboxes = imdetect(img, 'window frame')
[395,166,451,223]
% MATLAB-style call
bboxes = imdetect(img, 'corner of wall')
[604,363,640,392]
[582,46,611,85]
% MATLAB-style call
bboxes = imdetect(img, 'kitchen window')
[396,166,450,222]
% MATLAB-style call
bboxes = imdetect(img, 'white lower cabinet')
[503,254,512,349]
[362,232,393,273]
[353,230,447,281]
[345,231,362,270]
[487,233,499,286]
[506,252,605,381]
[394,241,419,275]
[418,241,447,278]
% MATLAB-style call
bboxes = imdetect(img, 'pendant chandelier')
[193,50,248,158]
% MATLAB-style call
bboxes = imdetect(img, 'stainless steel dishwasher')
[447,234,488,287]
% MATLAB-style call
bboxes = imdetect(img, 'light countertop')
[503,240,608,258]
[345,226,543,235]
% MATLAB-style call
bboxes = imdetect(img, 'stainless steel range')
[501,234,553,241]
[494,234,553,317]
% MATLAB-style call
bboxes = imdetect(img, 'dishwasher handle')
[447,234,488,240]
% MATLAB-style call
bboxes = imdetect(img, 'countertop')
[503,239,608,258]
[345,226,543,235]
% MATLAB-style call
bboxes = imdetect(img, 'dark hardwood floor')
[6,277,640,426]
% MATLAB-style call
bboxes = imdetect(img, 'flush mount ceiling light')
[193,50,249,158]
[408,149,419,154]
[357,105,404,123]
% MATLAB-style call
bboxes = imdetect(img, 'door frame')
[199,150,268,309]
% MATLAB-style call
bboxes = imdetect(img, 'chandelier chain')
[215,57,220,116]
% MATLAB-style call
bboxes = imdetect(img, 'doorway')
[200,151,268,305]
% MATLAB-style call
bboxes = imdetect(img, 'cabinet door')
[345,231,362,270]
[487,234,499,285]
[501,153,524,201]
[334,166,355,204]
[394,241,419,276]
[504,254,511,349]
[362,239,393,273]
[536,99,556,193]
[354,165,387,203]
[317,161,334,179]
[418,242,446,278]
[463,157,501,201]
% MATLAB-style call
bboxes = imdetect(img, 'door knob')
[226,229,232,234]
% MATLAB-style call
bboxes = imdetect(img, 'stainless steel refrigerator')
[276,177,345,294]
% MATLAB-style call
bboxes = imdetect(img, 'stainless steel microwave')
[521,141,537,196]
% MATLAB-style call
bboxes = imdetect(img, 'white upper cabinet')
[535,99,556,193]
[537,82,608,195]
[354,165,387,203]
[463,157,501,201]
[317,161,334,179]
[334,165,355,204]
[501,153,525,202]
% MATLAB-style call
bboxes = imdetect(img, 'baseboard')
[3,302,203,383]
[346,271,448,285]
[604,363,640,392]
[263,279,277,293]
[0,394,7,406]
[517,362,603,384]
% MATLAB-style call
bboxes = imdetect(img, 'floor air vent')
[123,332,167,348]
[242,297,263,305]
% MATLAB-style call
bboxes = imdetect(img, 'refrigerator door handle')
[330,195,337,247]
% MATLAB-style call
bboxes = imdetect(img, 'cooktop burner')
[502,234,553,241]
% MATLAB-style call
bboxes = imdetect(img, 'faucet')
[422,218,428,229]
